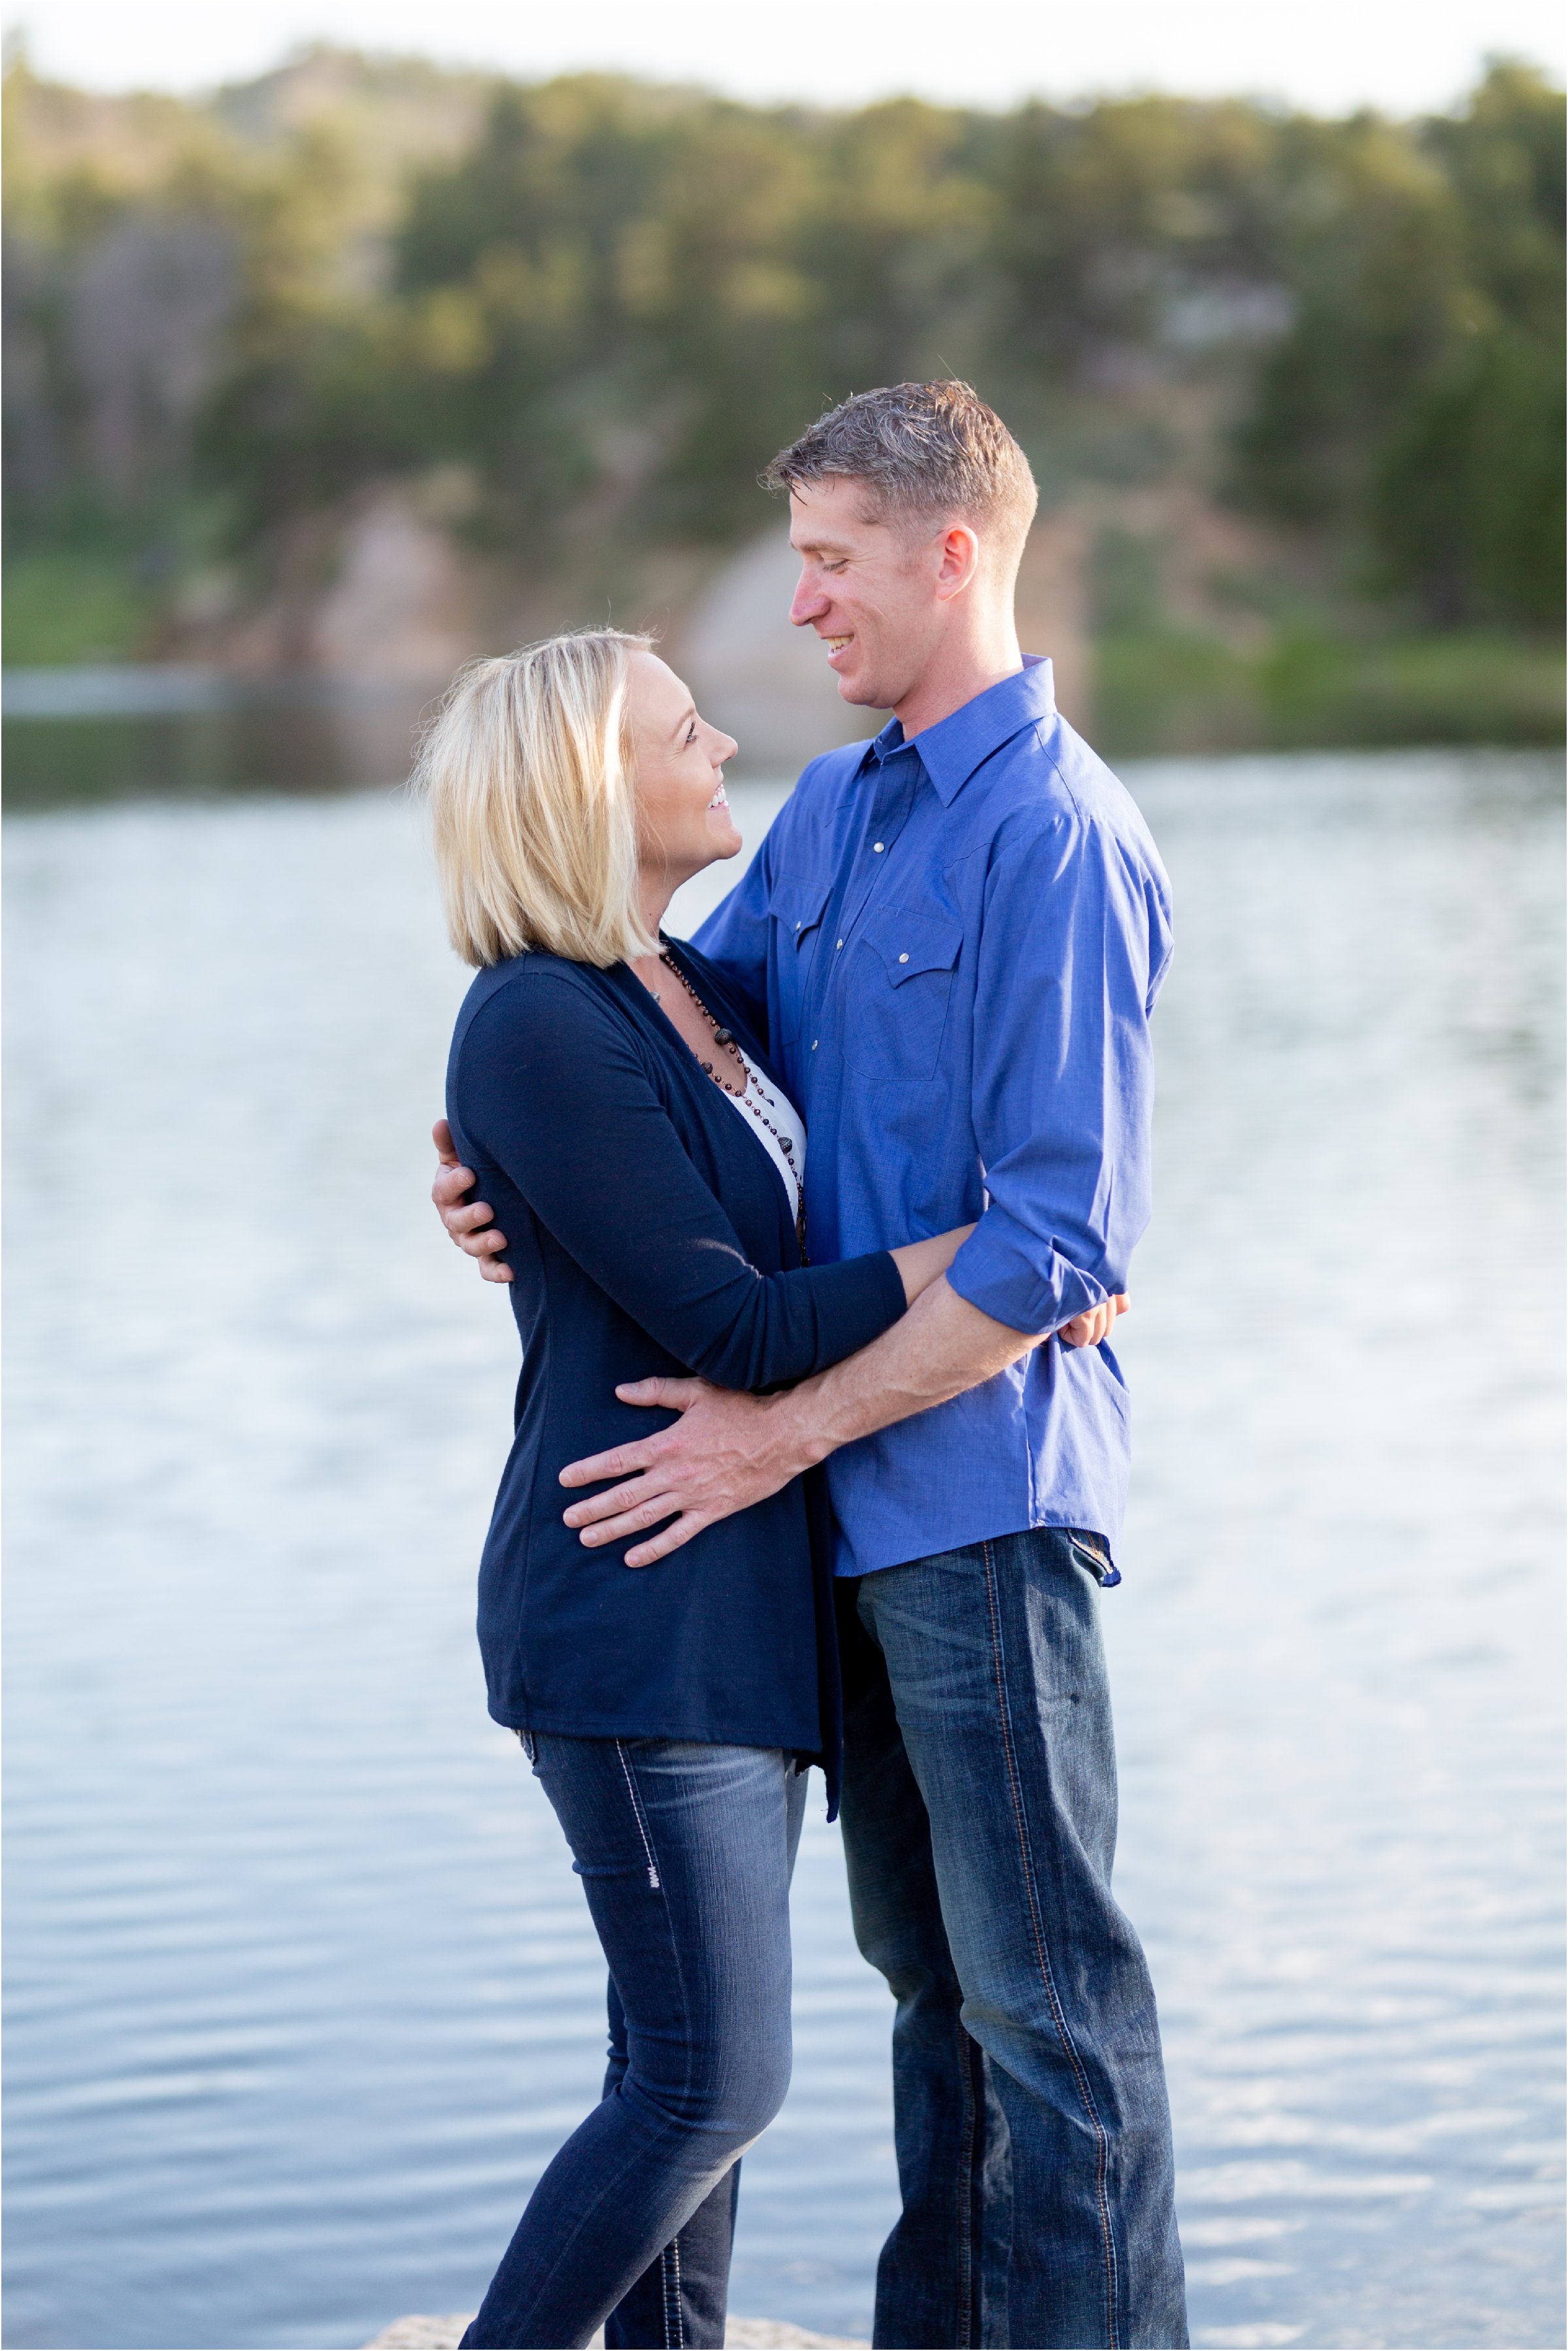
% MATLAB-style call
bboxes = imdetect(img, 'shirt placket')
[806,752,919,1057]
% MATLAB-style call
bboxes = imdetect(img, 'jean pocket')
[518,1728,539,1765]
[1066,1529,1122,1589]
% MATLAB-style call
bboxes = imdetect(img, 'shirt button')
[898,952,909,963]
[835,939,843,950]
[873,841,884,852]
[812,1039,818,1050]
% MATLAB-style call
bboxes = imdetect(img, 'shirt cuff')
[946,1204,1105,1336]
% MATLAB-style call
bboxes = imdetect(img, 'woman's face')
[627,651,742,890]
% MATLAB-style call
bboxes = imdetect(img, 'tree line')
[4,49,1562,642]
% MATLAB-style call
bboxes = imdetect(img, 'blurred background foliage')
[3,44,1561,751]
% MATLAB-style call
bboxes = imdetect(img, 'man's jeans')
[461,1737,806,2350]
[839,1527,1188,2350]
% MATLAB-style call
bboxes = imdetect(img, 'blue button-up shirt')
[694,658,1173,1576]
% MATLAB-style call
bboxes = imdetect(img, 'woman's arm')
[889,1225,976,1306]
[452,969,909,1394]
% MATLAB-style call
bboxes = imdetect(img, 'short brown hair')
[763,380,1038,561]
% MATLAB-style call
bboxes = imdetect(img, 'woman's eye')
[685,723,698,745]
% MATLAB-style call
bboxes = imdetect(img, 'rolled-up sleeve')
[946,806,1171,1337]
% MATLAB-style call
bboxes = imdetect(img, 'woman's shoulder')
[456,950,616,1027]
[452,952,637,1069]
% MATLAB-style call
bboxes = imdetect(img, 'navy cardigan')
[444,935,907,1773]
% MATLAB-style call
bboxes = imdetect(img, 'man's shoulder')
[799,733,875,789]
[975,711,1163,874]
[782,736,873,825]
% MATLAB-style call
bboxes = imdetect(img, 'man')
[435,381,1188,2350]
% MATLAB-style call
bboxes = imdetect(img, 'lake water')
[4,744,1563,2351]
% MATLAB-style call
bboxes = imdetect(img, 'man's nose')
[789,568,828,629]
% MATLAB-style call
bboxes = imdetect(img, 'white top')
[716,1050,807,1226]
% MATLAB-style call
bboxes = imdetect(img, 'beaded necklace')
[656,950,807,1255]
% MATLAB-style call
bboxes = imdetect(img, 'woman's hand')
[888,1226,1127,1348]
[1059,1294,1128,1348]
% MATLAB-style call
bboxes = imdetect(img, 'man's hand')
[560,1380,795,1568]
[431,1118,513,1282]
[559,1291,1130,1567]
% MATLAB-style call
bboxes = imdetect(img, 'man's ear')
[933,523,982,603]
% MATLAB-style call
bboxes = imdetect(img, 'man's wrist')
[766,1382,833,1477]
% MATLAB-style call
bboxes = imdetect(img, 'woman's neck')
[628,867,675,992]
[639,869,675,939]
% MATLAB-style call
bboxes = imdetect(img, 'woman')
[417,628,972,2351]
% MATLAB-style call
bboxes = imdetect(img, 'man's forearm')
[771,1274,1043,1471]
[558,1270,1112,1568]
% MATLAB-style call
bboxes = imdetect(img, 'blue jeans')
[839,1527,1188,2350]
[460,1737,807,2350]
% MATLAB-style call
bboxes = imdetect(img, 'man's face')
[787,476,948,714]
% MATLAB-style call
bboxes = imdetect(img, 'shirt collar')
[865,656,1057,807]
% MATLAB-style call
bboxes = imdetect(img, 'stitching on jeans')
[659,2236,684,2348]
[616,1739,662,1890]
[981,1537,1121,2349]
[954,2011,976,2347]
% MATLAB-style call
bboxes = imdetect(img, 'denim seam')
[954,2012,976,2348]
[980,1537,1121,2350]
[611,1749,710,2275]
[615,1739,663,1892]
[612,1741,704,2224]
[469,2101,693,2341]
[477,1746,716,2342]
[660,2233,685,2348]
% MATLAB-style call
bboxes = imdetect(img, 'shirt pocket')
[767,876,831,1044]
[848,906,963,1080]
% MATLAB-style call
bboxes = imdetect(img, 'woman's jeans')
[459,1736,807,2350]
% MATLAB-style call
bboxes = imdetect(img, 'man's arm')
[559,1277,1124,1567]
[561,801,1154,1565]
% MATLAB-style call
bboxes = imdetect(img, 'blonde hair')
[414,627,657,969]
